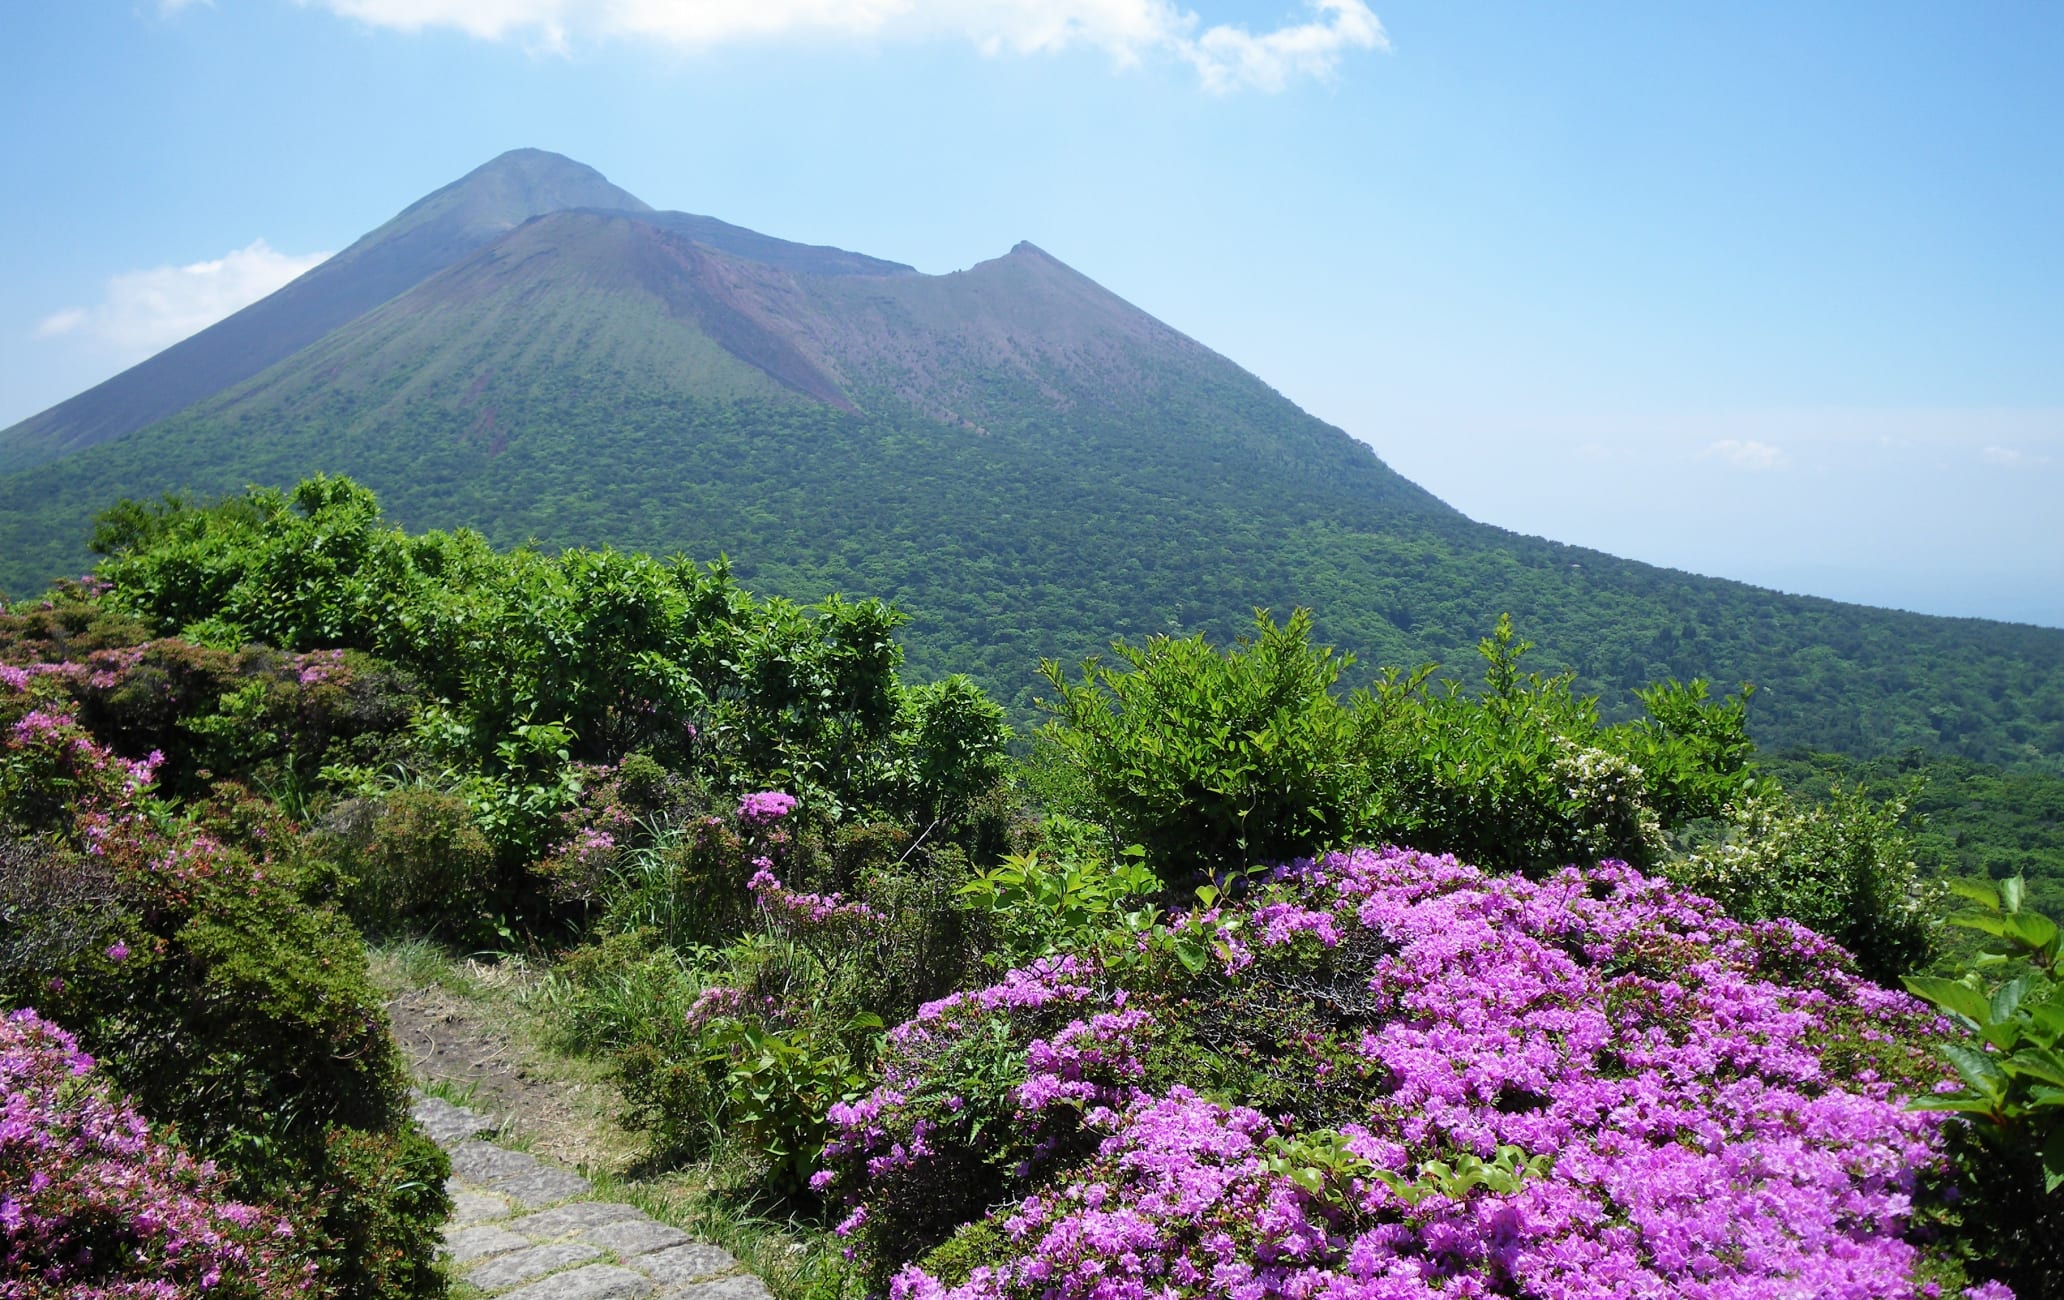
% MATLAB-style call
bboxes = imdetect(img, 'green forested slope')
[4,375,2058,771]
[1763,749,2064,916]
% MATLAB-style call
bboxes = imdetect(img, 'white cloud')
[1699,438,1787,471]
[33,239,331,358]
[304,0,1387,92]
[1981,445,2023,466]
[34,308,87,338]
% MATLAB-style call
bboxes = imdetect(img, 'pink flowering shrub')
[739,790,799,825]
[0,663,451,1300]
[0,1008,313,1298]
[823,848,2002,1299]
[750,859,882,934]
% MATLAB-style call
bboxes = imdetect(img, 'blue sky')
[3,1,2060,625]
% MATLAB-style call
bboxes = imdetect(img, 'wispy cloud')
[1699,438,1787,471]
[33,239,330,357]
[302,0,1388,93]
[1981,445,2023,466]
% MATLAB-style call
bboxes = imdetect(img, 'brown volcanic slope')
[115,201,1387,502]
[0,149,652,472]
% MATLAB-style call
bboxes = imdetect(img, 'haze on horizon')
[2,2,2058,628]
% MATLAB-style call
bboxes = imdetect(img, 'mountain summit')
[0,150,649,471]
[2,151,2059,765]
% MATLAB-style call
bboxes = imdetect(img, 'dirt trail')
[380,967,771,1300]
[384,976,631,1174]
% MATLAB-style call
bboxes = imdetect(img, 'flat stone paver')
[581,1219,690,1258]
[409,1092,764,1298]
[469,1242,606,1290]
[451,1141,541,1181]
[508,1202,647,1238]
[445,1224,533,1263]
[628,1244,738,1286]
[414,1095,497,1144]
[657,1277,771,1300]
[451,1189,514,1226]
[496,1166,595,1207]
[498,1264,653,1300]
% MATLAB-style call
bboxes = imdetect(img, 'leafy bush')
[956,850,1162,970]
[542,789,995,1187]
[0,673,448,1299]
[318,787,499,937]
[1904,876,2064,1298]
[1665,780,1942,982]
[821,848,1994,1298]
[1037,608,1365,874]
[93,478,1014,841]
[1038,611,1756,878]
[0,1008,315,1299]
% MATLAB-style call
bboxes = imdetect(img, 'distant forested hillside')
[4,381,2058,772]
[1764,748,2064,918]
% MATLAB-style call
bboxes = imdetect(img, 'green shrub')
[1038,610,1755,878]
[318,787,500,938]
[1357,618,1753,875]
[1037,608,1366,874]
[0,701,448,1299]
[957,850,1162,970]
[1902,876,2064,1298]
[1665,781,1941,982]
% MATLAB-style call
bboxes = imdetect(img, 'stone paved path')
[413,1093,773,1300]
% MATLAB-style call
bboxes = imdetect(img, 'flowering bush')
[823,848,2003,1299]
[0,659,450,1300]
[740,790,799,825]
[1665,781,1941,983]
[1039,612,1754,879]
[0,1008,313,1298]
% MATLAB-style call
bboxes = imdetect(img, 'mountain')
[0,150,650,474]
[3,150,2060,769]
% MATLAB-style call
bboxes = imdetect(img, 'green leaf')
[2001,876,2026,915]
[1905,975,1993,1026]
[2002,1046,2064,1089]
[1991,976,2035,1025]
[1905,1094,2001,1116]
[2044,1127,2064,1195]
[2005,911,2061,954]
[1941,1044,2009,1102]
[1945,877,2002,911]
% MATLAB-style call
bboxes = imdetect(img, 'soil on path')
[383,975,632,1173]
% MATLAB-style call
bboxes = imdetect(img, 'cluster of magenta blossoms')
[821,848,2005,1300]
[0,1010,312,1299]
[737,791,799,826]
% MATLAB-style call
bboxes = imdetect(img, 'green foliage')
[87,476,1012,860]
[1904,876,2064,1297]
[4,373,2058,775]
[316,787,500,938]
[1370,1144,1556,1208]
[1259,1129,1553,1213]
[1766,746,2064,921]
[1039,610,1755,877]
[0,837,449,1299]
[957,850,1162,969]
[699,1011,879,1192]
[1039,609,1366,874]
[1665,782,1942,982]
[1360,617,1751,875]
